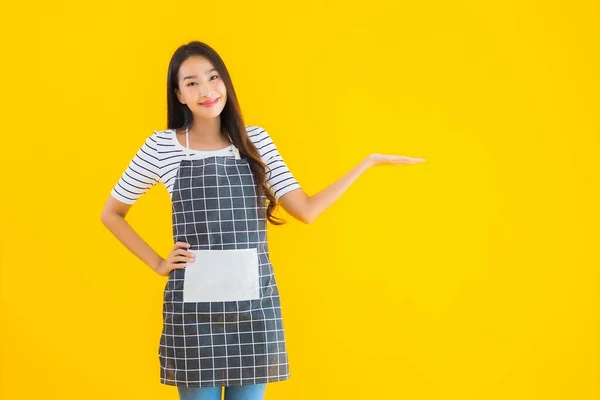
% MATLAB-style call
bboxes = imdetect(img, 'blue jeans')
[177,383,266,400]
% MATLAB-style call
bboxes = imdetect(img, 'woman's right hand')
[154,242,196,277]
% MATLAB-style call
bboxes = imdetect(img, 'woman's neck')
[188,118,224,145]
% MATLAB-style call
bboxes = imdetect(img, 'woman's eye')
[187,76,218,87]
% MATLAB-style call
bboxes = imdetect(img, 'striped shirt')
[110,126,301,205]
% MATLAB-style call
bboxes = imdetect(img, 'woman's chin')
[193,108,223,119]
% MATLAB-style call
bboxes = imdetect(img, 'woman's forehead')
[179,56,215,76]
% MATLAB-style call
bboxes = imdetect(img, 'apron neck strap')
[185,125,190,150]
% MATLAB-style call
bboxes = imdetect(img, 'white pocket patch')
[183,248,260,302]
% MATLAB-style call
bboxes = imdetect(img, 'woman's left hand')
[366,153,426,167]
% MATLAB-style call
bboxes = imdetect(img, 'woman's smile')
[199,98,219,107]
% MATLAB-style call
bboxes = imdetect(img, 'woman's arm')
[101,196,165,272]
[278,153,426,224]
[101,197,197,276]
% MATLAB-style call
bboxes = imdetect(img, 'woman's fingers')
[407,157,426,163]
[396,156,426,164]
[172,242,194,258]
[373,154,426,165]
[172,254,194,263]
[174,248,196,259]
[168,263,187,271]
[173,241,191,250]
[162,243,194,274]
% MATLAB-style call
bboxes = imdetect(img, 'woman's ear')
[175,88,184,104]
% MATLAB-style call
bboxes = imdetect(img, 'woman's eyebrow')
[183,68,218,80]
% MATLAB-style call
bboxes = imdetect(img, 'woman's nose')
[197,83,214,96]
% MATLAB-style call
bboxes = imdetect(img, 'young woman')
[101,41,425,400]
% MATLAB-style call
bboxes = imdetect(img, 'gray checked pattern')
[158,155,290,387]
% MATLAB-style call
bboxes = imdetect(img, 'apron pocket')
[183,248,260,302]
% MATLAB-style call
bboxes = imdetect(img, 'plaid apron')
[158,145,290,387]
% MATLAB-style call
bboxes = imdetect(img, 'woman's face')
[176,55,227,120]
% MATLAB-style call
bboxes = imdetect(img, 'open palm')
[368,153,426,166]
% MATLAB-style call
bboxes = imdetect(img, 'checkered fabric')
[159,154,290,387]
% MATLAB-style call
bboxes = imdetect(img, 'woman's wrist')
[361,155,374,170]
[150,256,164,272]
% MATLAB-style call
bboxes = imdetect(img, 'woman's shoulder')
[130,129,183,160]
[246,125,273,144]
[148,128,179,148]
[152,128,176,140]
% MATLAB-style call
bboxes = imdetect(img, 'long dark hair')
[166,41,285,225]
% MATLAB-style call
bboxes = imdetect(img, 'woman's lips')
[200,98,219,107]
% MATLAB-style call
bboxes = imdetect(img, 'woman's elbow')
[299,211,316,224]
[100,210,115,226]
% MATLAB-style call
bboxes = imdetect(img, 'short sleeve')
[248,126,301,200]
[110,133,161,205]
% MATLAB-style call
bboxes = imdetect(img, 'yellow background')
[1,0,598,399]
